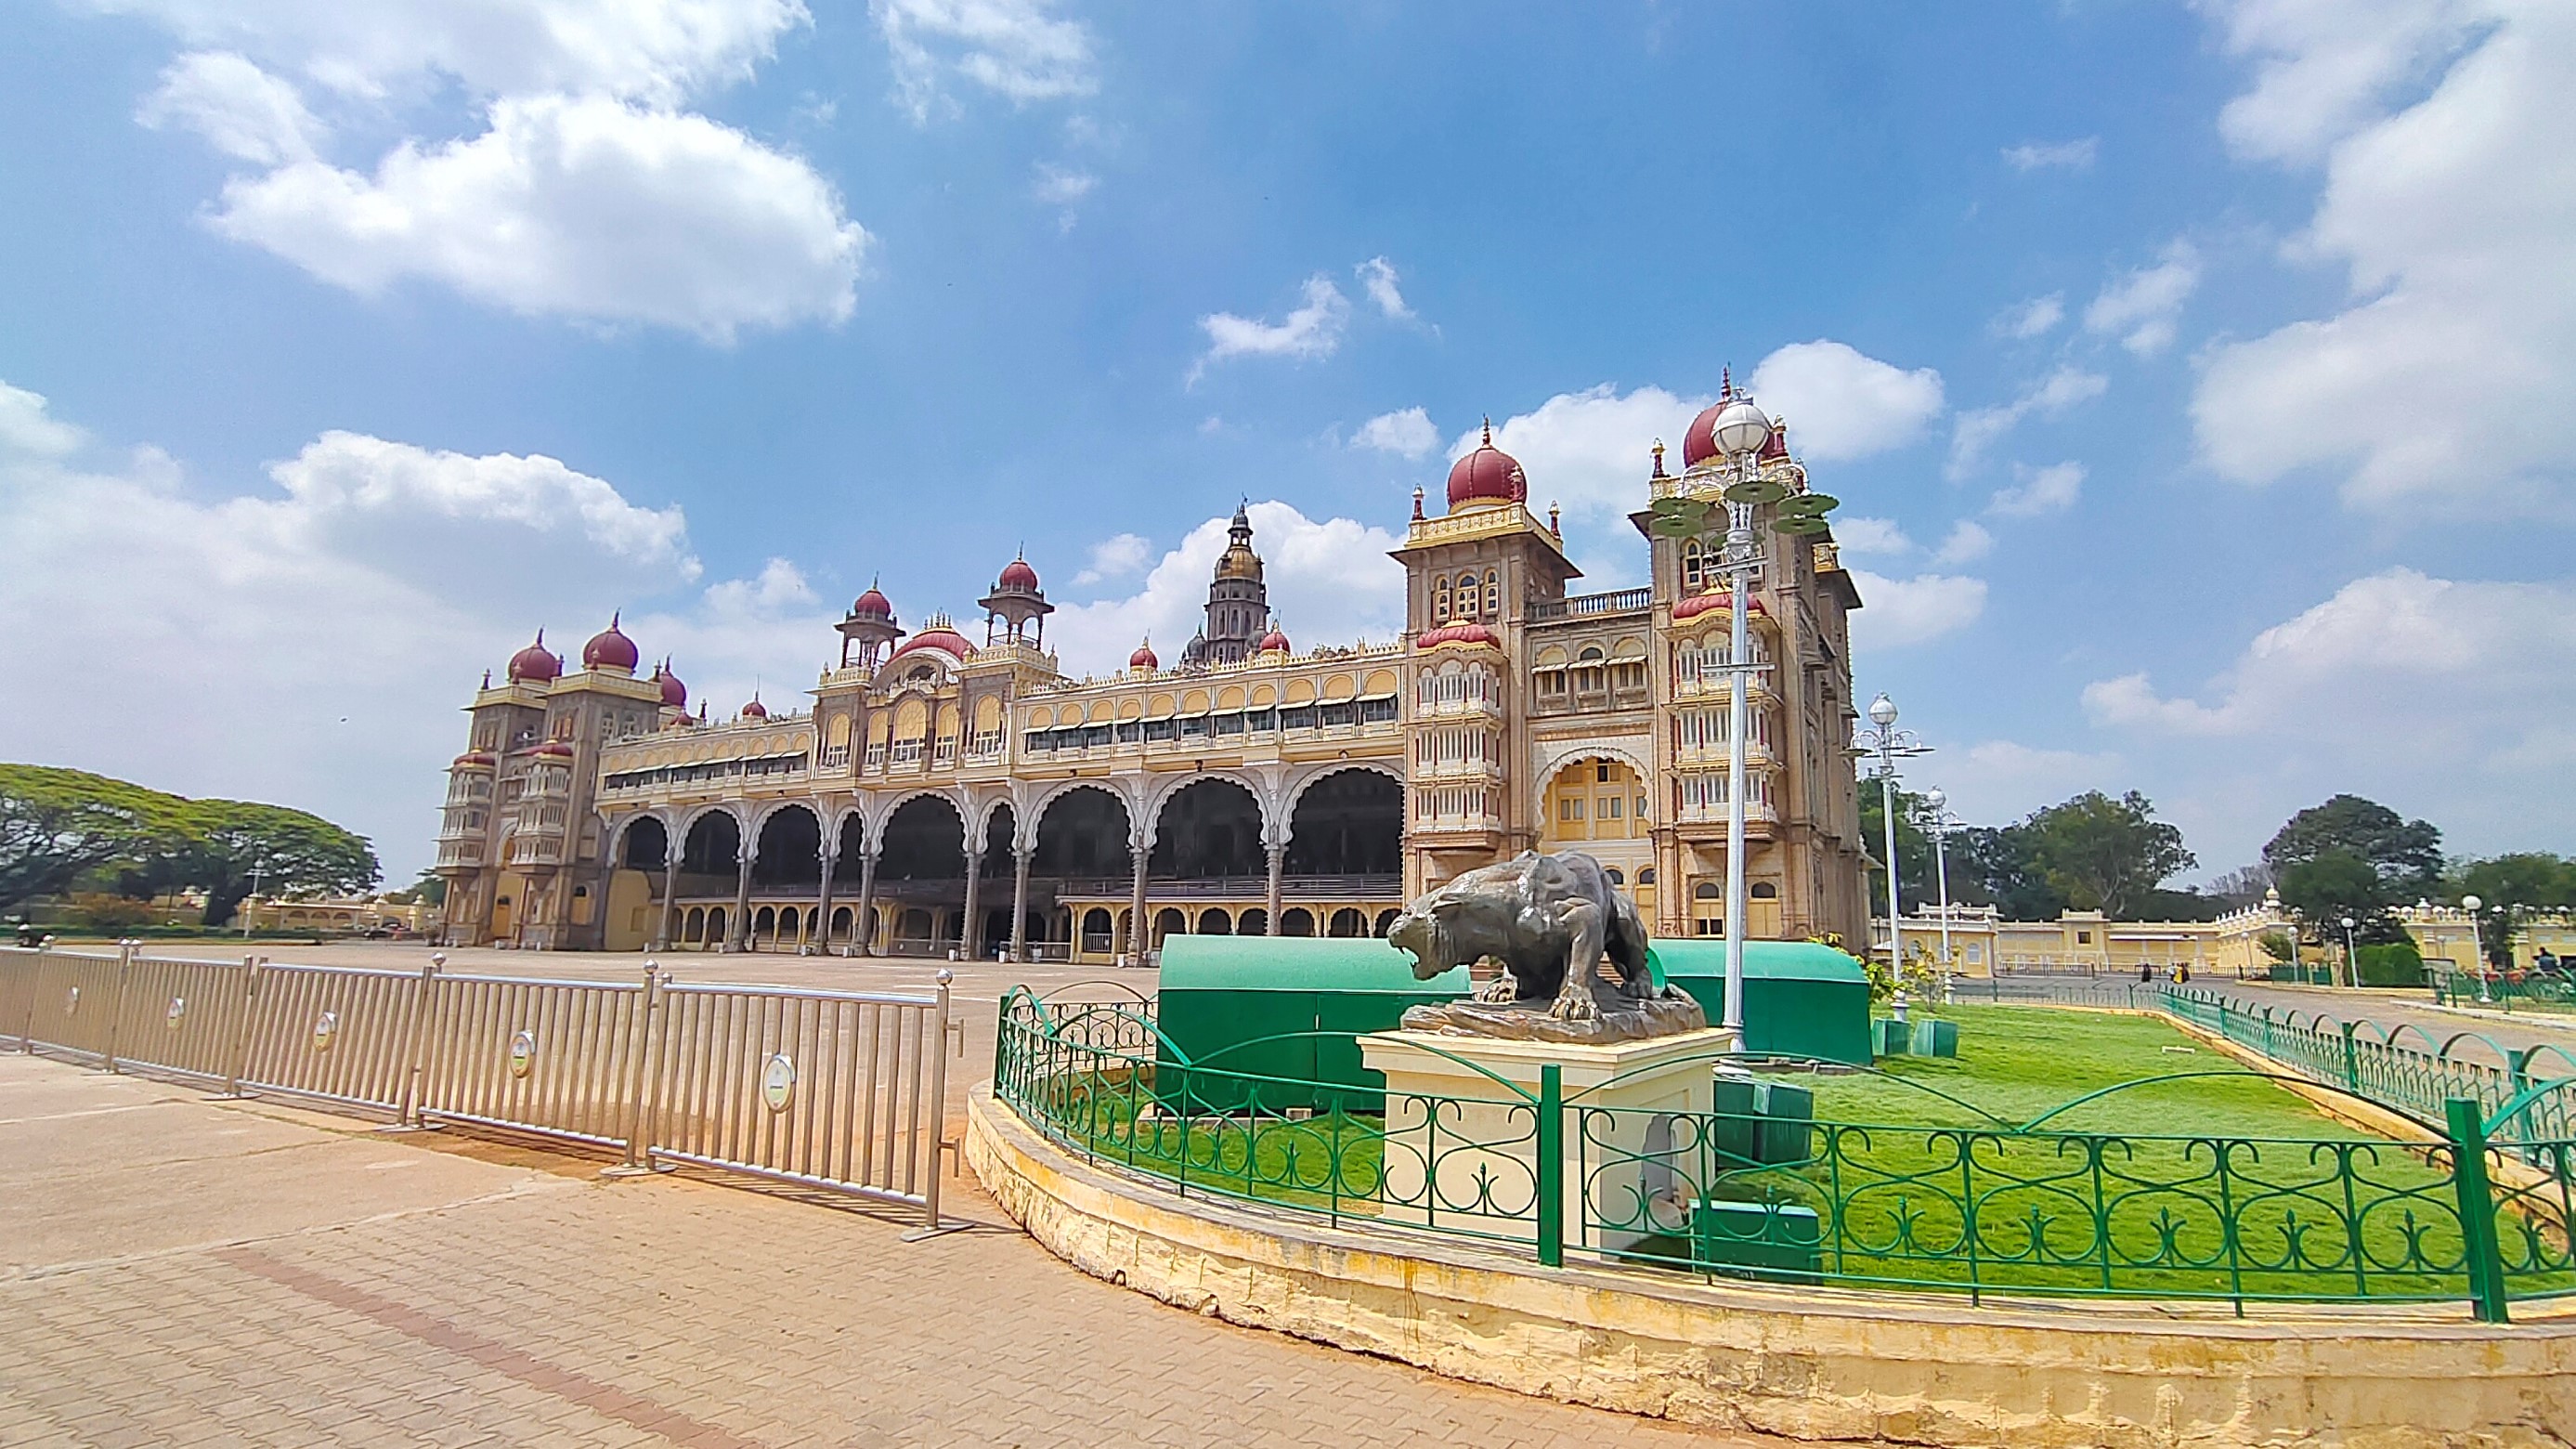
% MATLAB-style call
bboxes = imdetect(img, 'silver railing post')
[921,968,957,1229]
[105,939,136,1074]
[608,961,663,1175]
[397,953,443,1127]
[23,938,52,1054]
[220,955,259,1097]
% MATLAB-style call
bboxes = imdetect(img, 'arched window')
[1694,881,1723,900]
[1750,881,1779,899]
[1683,540,1705,591]
[1432,575,1450,622]
[1637,867,1657,885]
[1483,570,1500,617]
[1604,867,1625,885]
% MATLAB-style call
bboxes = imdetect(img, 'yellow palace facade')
[431,388,1876,961]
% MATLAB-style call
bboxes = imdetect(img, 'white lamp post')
[2339,914,2358,988]
[1857,693,1929,991]
[2463,894,2489,1001]
[1709,393,1774,1043]
[1925,787,1956,1002]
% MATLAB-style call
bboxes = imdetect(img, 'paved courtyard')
[0,1043,1796,1447]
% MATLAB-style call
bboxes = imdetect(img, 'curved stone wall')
[968,1087,2576,1448]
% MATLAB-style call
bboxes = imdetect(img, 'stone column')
[1127,843,1150,966]
[1008,846,1034,962]
[727,837,754,952]
[852,847,880,957]
[961,838,984,960]
[813,820,838,956]
[653,849,680,951]
[1265,842,1286,936]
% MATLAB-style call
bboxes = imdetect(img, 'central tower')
[1182,502,1268,667]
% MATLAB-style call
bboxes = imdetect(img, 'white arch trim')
[1278,762,1407,846]
[1027,778,1142,852]
[865,787,975,854]
[1138,770,1274,853]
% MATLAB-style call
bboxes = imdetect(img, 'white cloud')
[0,379,757,883]
[1746,340,1945,463]
[1988,461,2086,517]
[1464,385,1704,524]
[0,383,85,458]
[1830,516,1914,556]
[2084,240,2201,356]
[137,50,322,165]
[1352,407,1439,460]
[1071,531,1152,586]
[872,0,1097,123]
[1845,569,1987,651]
[1194,275,1351,376]
[2078,566,2576,855]
[1355,256,1413,320]
[1032,162,1096,205]
[1994,293,2065,340]
[1048,503,1406,673]
[96,2,864,340]
[2192,2,2576,513]
[1940,740,2127,827]
[1948,366,2108,477]
[1930,519,1995,566]
[699,556,816,618]
[211,94,867,341]
[82,0,813,106]
[2003,137,2100,172]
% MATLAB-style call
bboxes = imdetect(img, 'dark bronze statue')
[1386,851,1706,1042]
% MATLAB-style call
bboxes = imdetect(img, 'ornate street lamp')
[2339,914,2359,988]
[1856,693,1930,987]
[1925,787,1957,1002]
[2463,894,2490,1002]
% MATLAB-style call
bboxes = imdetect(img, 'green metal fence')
[995,986,2576,1318]
[2433,972,2576,1014]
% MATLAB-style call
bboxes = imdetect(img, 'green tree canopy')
[1950,823,2067,921]
[2263,794,2442,899]
[1856,780,1936,914]
[0,764,189,913]
[2022,790,2195,920]
[2274,849,2401,951]
[181,799,381,927]
[2452,853,2576,968]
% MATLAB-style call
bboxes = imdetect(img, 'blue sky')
[3,0,2571,885]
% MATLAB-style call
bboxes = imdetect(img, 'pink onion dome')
[1415,621,1500,649]
[533,740,576,758]
[851,582,894,620]
[1129,637,1159,671]
[1672,589,1765,622]
[450,751,495,770]
[580,612,639,671]
[888,623,974,664]
[1258,624,1291,654]
[652,659,688,709]
[1446,418,1527,509]
[996,554,1040,592]
[507,631,562,684]
[740,695,768,720]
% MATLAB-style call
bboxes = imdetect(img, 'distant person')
[13,915,35,947]
[2140,962,2152,983]
[2176,963,2191,984]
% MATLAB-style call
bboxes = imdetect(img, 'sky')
[2,0,2571,887]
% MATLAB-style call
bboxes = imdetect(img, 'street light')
[1925,787,1956,1002]
[2339,914,2358,988]
[1856,692,1930,993]
[1710,393,1772,1043]
[2463,894,2489,1002]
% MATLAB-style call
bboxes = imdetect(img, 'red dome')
[533,740,575,758]
[1672,590,1765,622]
[740,697,768,720]
[996,555,1040,592]
[1446,420,1526,509]
[652,659,687,709]
[1415,621,1500,649]
[888,626,973,664]
[450,751,495,770]
[1258,626,1291,654]
[581,614,639,671]
[851,584,893,619]
[506,632,562,684]
[1129,638,1158,671]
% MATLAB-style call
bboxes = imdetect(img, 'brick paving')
[0,1053,1791,1447]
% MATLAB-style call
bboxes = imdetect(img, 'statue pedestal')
[1359,1025,1738,1256]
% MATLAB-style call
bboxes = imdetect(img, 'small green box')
[1909,1018,1958,1058]
[1710,1074,1760,1166]
[1873,1017,1912,1058]
[1755,1081,1815,1164]
[1691,1198,1822,1284]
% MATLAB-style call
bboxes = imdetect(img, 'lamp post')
[2339,914,2358,988]
[1925,787,1956,1002]
[1707,392,1775,1042]
[2463,894,2489,1001]
[241,855,267,939]
[1856,693,1930,989]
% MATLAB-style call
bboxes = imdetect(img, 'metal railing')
[1,944,962,1227]
[992,986,2576,1319]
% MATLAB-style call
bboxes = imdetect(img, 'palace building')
[431,388,1874,960]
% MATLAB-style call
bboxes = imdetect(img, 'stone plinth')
[1359,1025,1737,1254]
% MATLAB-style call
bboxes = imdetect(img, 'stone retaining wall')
[969,1086,2576,1448]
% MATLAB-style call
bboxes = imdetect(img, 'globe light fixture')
[2461,894,2489,1002]
[2339,914,2360,988]
[1711,397,1775,458]
[1868,692,1899,729]
[1856,692,1930,996]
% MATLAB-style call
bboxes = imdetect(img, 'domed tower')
[1182,502,1268,667]
[835,580,904,670]
[978,552,1053,647]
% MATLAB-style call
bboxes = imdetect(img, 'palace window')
[1432,575,1450,622]
[1683,539,1705,592]
[1483,570,1500,617]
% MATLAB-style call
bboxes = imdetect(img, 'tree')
[0,764,188,913]
[2274,849,2396,973]
[2453,853,2576,970]
[409,869,449,907]
[2264,795,2442,900]
[2258,930,2296,964]
[2022,790,2195,920]
[179,800,381,927]
[1950,823,2066,920]
[1857,782,1937,914]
